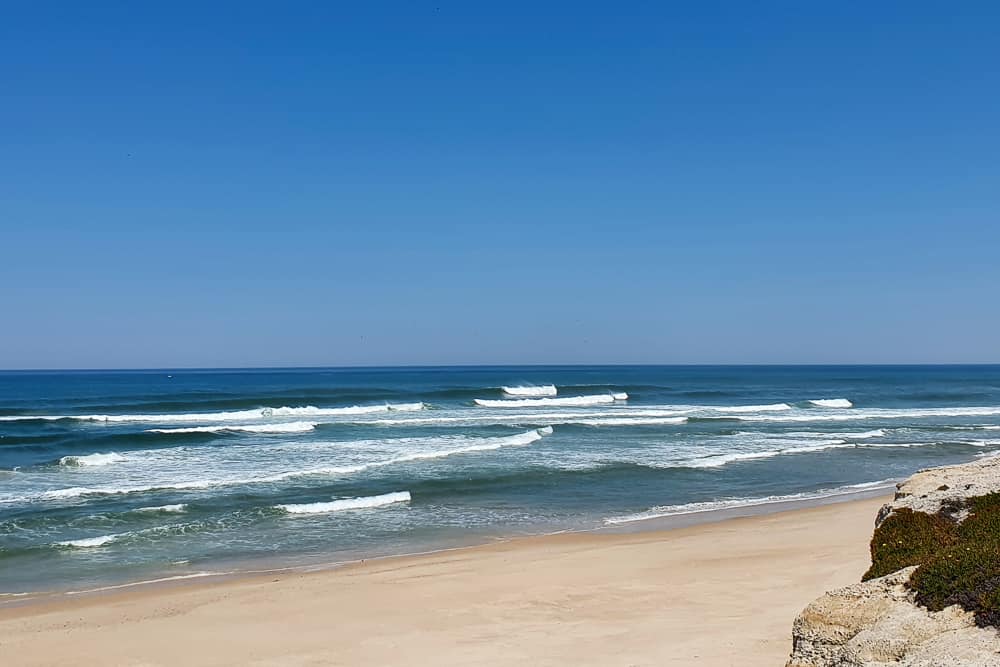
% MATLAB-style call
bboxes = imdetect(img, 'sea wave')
[681,441,848,468]
[5,429,553,504]
[717,406,1000,423]
[808,398,853,408]
[132,504,188,514]
[0,403,426,424]
[276,491,411,515]
[715,403,792,413]
[564,416,688,426]
[742,429,887,440]
[603,480,896,525]
[355,427,551,469]
[502,385,557,397]
[364,408,686,427]
[146,421,318,434]
[58,452,127,467]
[675,437,980,469]
[843,428,886,439]
[474,394,626,408]
[56,534,121,548]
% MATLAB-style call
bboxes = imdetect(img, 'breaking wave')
[276,491,411,515]
[742,429,887,441]
[713,406,1000,423]
[718,403,792,413]
[564,416,688,426]
[146,422,318,434]
[502,385,557,397]
[132,504,188,514]
[58,452,126,467]
[0,403,426,424]
[681,441,849,468]
[808,398,854,408]
[56,534,121,548]
[5,429,553,504]
[676,437,995,469]
[474,394,627,408]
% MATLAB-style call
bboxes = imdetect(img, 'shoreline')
[0,493,890,666]
[0,482,895,609]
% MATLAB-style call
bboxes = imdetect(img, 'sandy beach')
[0,494,887,666]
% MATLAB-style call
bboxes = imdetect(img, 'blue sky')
[2,2,998,368]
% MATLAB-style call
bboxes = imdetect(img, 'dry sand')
[0,495,887,666]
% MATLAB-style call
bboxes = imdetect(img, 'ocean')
[2,365,999,595]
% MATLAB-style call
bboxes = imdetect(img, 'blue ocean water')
[2,365,999,595]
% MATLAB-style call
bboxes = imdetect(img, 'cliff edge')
[787,456,1000,666]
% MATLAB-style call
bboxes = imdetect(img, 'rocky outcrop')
[884,455,1000,520]
[787,456,1000,667]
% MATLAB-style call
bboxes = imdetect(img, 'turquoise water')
[2,365,999,594]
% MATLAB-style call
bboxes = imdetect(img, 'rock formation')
[787,456,1000,666]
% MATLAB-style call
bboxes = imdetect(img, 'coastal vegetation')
[865,492,1000,628]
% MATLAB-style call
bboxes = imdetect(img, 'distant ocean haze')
[1,365,999,594]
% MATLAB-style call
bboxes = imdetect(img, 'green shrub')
[865,493,1000,628]
[864,508,958,581]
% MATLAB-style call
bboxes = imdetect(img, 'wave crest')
[56,534,120,548]
[502,385,557,397]
[0,403,426,424]
[11,429,553,504]
[474,394,626,408]
[147,422,318,434]
[808,398,853,408]
[58,452,126,467]
[277,491,411,515]
[133,504,188,514]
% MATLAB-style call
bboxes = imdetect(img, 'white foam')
[678,436,969,468]
[363,408,691,428]
[565,416,688,426]
[37,477,226,500]
[474,394,619,408]
[0,403,426,423]
[58,452,126,467]
[682,450,785,467]
[809,398,853,408]
[847,429,886,439]
[16,428,553,503]
[603,480,896,525]
[367,428,549,467]
[714,403,792,413]
[677,444,852,468]
[56,534,120,548]
[147,421,318,434]
[748,429,886,440]
[727,406,1000,423]
[502,385,557,397]
[133,504,188,514]
[277,491,411,515]
[968,439,1000,447]
[612,392,629,401]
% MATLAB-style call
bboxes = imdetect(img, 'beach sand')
[0,495,887,666]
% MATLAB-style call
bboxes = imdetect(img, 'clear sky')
[2,2,998,368]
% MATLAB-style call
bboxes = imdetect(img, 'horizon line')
[2,362,1000,373]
